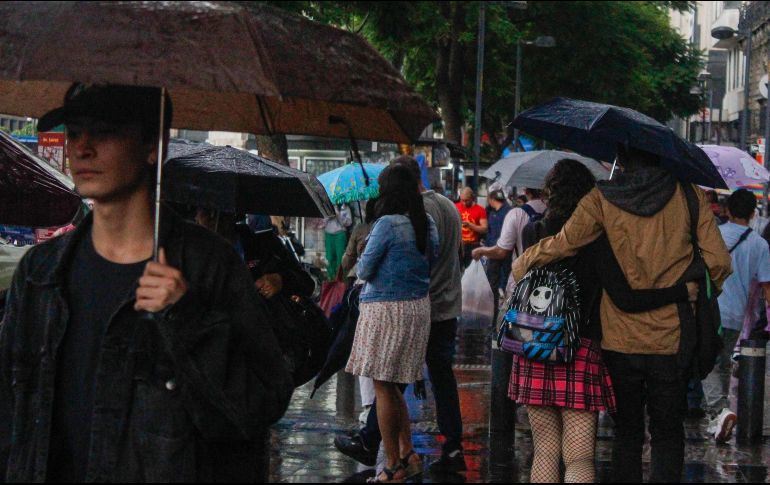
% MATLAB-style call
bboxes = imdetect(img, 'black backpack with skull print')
[497,263,581,363]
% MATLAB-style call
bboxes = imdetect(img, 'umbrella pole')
[152,87,167,262]
[609,157,618,180]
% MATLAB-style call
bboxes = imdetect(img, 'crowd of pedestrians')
[3,83,770,485]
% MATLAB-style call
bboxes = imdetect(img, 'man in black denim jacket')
[0,84,294,482]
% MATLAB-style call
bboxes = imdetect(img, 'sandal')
[366,464,405,483]
[400,450,423,480]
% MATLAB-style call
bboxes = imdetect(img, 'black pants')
[461,243,480,270]
[360,319,463,453]
[603,351,688,483]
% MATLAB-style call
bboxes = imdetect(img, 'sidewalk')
[269,328,770,483]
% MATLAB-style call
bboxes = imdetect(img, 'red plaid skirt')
[508,338,616,413]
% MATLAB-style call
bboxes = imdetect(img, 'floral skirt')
[508,338,617,413]
[345,297,431,384]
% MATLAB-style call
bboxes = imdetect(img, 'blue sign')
[11,135,37,144]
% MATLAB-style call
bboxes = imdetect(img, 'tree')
[268,1,703,160]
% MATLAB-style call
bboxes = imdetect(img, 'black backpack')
[521,203,544,223]
[266,295,333,388]
[677,184,724,380]
[497,263,581,363]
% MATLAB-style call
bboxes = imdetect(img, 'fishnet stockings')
[527,406,597,483]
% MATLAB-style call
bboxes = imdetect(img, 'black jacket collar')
[26,205,184,287]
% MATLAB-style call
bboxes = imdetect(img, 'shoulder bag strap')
[728,228,753,253]
[681,183,700,248]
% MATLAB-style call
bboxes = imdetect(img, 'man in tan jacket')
[513,147,731,483]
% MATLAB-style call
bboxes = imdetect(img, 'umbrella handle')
[330,115,370,187]
[153,87,167,263]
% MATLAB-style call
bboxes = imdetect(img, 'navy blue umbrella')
[513,97,728,189]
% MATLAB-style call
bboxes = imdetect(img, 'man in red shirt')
[455,187,488,268]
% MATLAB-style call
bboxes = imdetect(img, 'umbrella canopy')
[0,130,81,227]
[698,145,770,190]
[513,97,727,189]
[318,163,387,205]
[311,285,361,398]
[0,1,439,260]
[482,150,609,189]
[0,2,438,144]
[163,141,335,218]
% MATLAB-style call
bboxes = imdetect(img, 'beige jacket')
[513,184,732,355]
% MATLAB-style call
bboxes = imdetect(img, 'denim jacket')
[358,215,439,303]
[0,208,294,482]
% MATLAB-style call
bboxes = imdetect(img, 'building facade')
[670,1,770,153]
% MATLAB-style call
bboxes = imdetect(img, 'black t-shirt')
[47,231,148,482]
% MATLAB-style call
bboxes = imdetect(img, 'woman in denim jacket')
[346,164,439,483]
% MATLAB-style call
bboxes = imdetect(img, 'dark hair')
[391,155,421,182]
[374,164,429,253]
[365,197,378,224]
[516,195,528,204]
[617,144,659,171]
[525,188,542,199]
[543,159,597,221]
[727,189,757,221]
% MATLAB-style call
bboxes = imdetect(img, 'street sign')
[760,74,768,99]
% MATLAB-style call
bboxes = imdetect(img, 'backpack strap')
[521,204,537,218]
[681,183,700,249]
[729,228,753,253]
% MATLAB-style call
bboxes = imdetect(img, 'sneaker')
[428,449,467,473]
[712,408,737,444]
[334,433,378,467]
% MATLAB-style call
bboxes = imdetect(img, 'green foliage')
[11,123,36,137]
[267,1,703,156]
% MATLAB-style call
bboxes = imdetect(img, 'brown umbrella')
[0,1,437,143]
[0,1,439,258]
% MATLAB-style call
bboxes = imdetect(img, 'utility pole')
[472,3,485,192]
[514,40,522,151]
[740,6,752,153]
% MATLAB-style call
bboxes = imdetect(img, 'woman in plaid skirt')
[509,159,692,483]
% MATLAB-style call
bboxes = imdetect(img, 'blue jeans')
[360,318,463,453]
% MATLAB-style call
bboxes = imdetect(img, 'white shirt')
[496,199,547,256]
[324,204,352,234]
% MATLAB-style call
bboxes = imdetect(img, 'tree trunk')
[435,1,465,144]
[255,134,289,166]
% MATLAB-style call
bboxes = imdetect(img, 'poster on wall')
[37,132,67,175]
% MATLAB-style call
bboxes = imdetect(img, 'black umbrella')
[163,140,335,218]
[513,97,728,189]
[310,285,361,398]
[0,130,81,227]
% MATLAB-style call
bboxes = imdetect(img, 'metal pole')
[740,8,752,153]
[153,87,167,262]
[473,3,486,192]
[736,339,766,444]
[707,86,713,143]
[513,40,522,151]
[701,91,707,144]
[718,97,723,145]
[762,68,770,216]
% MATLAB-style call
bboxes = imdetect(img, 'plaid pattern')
[508,338,616,413]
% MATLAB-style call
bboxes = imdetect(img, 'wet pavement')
[269,328,770,483]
